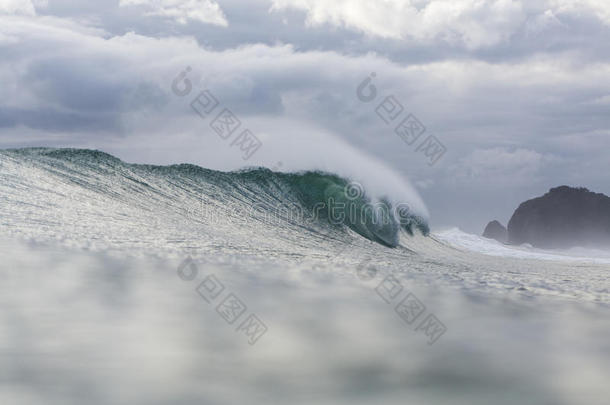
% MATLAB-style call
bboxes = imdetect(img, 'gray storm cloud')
[0,0,609,232]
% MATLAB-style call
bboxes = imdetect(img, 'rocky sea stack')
[506,186,610,249]
[482,220,508,244]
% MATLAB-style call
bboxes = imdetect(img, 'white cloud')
[525,9,563,35]
[270,0,610,49]
[119,0,228,26]
[549,0,610,25]
[0,0,36,16]
[271,0,527,49]
[2,14,610,164]
[32,0,47,8]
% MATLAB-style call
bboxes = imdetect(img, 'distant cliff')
[507,186,610,249]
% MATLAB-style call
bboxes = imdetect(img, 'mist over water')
[1,148,609,405]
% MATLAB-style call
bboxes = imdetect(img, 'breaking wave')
[0,148,428,250]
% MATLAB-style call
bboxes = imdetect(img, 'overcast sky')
[1,0,609,232]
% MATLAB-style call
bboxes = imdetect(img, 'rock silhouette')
[482,220,508,244]
[507,186,610,249]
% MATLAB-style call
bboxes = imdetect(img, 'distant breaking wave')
[0,148,428,250]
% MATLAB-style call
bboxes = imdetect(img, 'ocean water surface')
[1,148,608,405]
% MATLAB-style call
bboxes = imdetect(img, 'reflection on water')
[1,240,608,405]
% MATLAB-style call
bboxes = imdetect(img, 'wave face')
[0,148,428,252]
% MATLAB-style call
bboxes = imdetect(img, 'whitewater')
[1,148,609,405]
